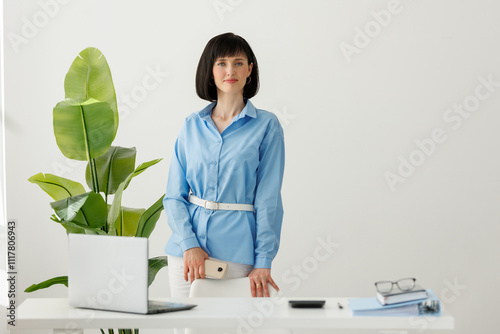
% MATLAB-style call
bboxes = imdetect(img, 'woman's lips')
[224,79,237,83]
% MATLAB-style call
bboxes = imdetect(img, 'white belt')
[188,194,254,212]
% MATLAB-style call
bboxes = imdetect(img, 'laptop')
[68,233,196,314]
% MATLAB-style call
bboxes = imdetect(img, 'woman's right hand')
[183,247,209,283]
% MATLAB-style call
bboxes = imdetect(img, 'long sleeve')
[253,116,285,269]
[163,100,285,267]
[163,122,201,252]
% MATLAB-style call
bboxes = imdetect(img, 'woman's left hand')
[248,268,280,297]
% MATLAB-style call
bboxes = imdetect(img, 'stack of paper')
[349,289,441,316]
[377,283,428,305]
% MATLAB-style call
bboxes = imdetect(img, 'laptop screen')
[68,234,149,314]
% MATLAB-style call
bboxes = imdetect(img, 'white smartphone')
[204,259,228,279]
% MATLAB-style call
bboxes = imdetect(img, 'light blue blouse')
[163,100,285,269]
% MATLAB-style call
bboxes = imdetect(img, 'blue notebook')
[349,289,441,316]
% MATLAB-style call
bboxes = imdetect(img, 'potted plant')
[25,47,167,334]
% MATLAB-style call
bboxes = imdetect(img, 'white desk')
[13,297,454,333]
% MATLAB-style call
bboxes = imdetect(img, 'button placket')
[198,212,208,249]
[209,160,217,192]
[215,138,223,198]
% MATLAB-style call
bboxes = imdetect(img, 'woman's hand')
[248,268,279,297]
[183,247,209,283]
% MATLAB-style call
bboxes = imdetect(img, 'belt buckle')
[204,200,219,210]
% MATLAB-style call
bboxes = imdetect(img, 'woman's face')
[212,53,253,98]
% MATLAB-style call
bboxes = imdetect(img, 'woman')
[163,32,285,299]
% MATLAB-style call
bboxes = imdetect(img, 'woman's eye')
[217,62,225,66]
[235,62,243,66]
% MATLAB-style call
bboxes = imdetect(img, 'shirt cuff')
[254,256,273,269]
[179,237,201,252]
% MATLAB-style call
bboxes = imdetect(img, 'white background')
[2,0,500,333]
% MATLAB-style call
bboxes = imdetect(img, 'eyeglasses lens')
[376,281,393,293]
[397,278,415,291]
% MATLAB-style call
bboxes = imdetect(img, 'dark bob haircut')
[196,32,259,102]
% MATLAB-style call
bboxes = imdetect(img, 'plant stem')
[87,156,97,192]
[103,189,108,233]
[79,103,98,193]
[92,157,100,192]
[90,158,100,193]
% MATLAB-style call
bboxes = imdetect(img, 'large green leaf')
[136,195,164,238]
[122,158,163,189]
[25,276,68,293]
[51,214,85,234]
[28,173,86,201]
[51,192,89,222]
[50,192,107,229]
[64,47,118,137]
[67,211,88,229]
[62,221,107,235]
[81,192,108,228]
[51,214,105,234]
[85,146,137,196]
[107,159,162,235]
[116,207,145,237]
[148,256,168,287]
[61,221,107,235]
[53,98,115,161]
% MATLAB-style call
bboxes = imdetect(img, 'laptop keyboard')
[147,300,197,313]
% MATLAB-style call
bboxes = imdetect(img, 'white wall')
[3,0,500,333]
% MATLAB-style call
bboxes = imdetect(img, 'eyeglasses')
[374,278,416,293]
